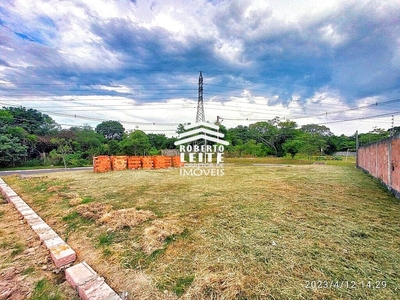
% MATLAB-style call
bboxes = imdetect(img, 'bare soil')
[0,198,78,300]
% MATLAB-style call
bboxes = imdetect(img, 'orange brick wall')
[357,134,400,198]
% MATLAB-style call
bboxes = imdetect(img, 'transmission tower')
[196,71,205,122]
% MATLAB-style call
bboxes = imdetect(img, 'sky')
[1,0,400,136]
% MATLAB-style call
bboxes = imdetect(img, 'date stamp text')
[305,280,387,289]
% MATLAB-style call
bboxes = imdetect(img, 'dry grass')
[76,202,112,220]
[75,201,156,231]
[2,159,400,299]
[142,218,184,255]
[99,208,156,231]
[183,271,248,299]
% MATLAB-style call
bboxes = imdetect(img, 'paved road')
[0,167,93,177]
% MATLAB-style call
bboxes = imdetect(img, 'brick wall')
[357,133,400,198]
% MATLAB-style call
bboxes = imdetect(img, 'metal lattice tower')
[196,71,205,122]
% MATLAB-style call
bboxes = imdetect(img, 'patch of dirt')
[0,200,78,300]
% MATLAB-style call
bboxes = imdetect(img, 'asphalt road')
[0,167,93,177]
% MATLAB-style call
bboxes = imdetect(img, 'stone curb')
[66,262,121,300]
[0,178,76,268]
[0,177,121,300]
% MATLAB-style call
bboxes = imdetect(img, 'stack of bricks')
[93,155,185,172]
[93,156,112,173]
[127,156,141,170]
[152,156,165,169]
[111,156,127,171]
[172,155,183,167]
[141,157,153,169]
[164,156,172,168]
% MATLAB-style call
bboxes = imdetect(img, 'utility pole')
[391,115,394,137]
[196,71,205,123]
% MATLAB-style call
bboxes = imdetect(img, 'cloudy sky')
[1,0,400,136]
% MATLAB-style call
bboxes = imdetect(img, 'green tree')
[299,133,327,161]
[50,138,73,168]
[249,117,297,156]
[300,124,333,157]
[300,124,332,137]
[389,126,400,136]
[0,110,13,127]
[148,133,169,149]
[242,139,264,156]
[120,130,151,155]
[358,127,389,146]
[227,125,251,146]
[75,129,105,157]
[176,124,187,134]
[283,139,305,159]
[0,134,28,167]
[102,140,121,156]
[3,106,59,135]
[95,120,125,141]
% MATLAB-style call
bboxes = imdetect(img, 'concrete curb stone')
[0,177,121,300]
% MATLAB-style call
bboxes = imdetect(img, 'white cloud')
[0,0,399,136]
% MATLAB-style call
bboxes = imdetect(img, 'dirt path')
[0,198,79,300]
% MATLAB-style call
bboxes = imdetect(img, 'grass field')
[2,158,399,299]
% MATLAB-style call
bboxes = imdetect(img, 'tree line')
[0,106,397,168]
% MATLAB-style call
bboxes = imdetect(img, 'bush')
[66,153,91,167]
[24,159,43,167]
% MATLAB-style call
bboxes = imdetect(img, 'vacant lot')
[2,161,399,299]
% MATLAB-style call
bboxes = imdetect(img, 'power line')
[316,111,400,125]
[0,103,184,127]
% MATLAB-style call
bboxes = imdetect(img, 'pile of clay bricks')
[152,155,166,169]
[127,156,141,169]
[93,156,112,173]
[111,156,127,171]
[93,155,182,173]
[164,156,172,168]
[0,178,122,300]
[172,155,183,167]
[141,157,153,169]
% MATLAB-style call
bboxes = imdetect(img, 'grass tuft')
[173,275,195,296]
[22,266,35,275]
[98,232,115,246]
[10,243,24,257]
[31,278,63,300]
